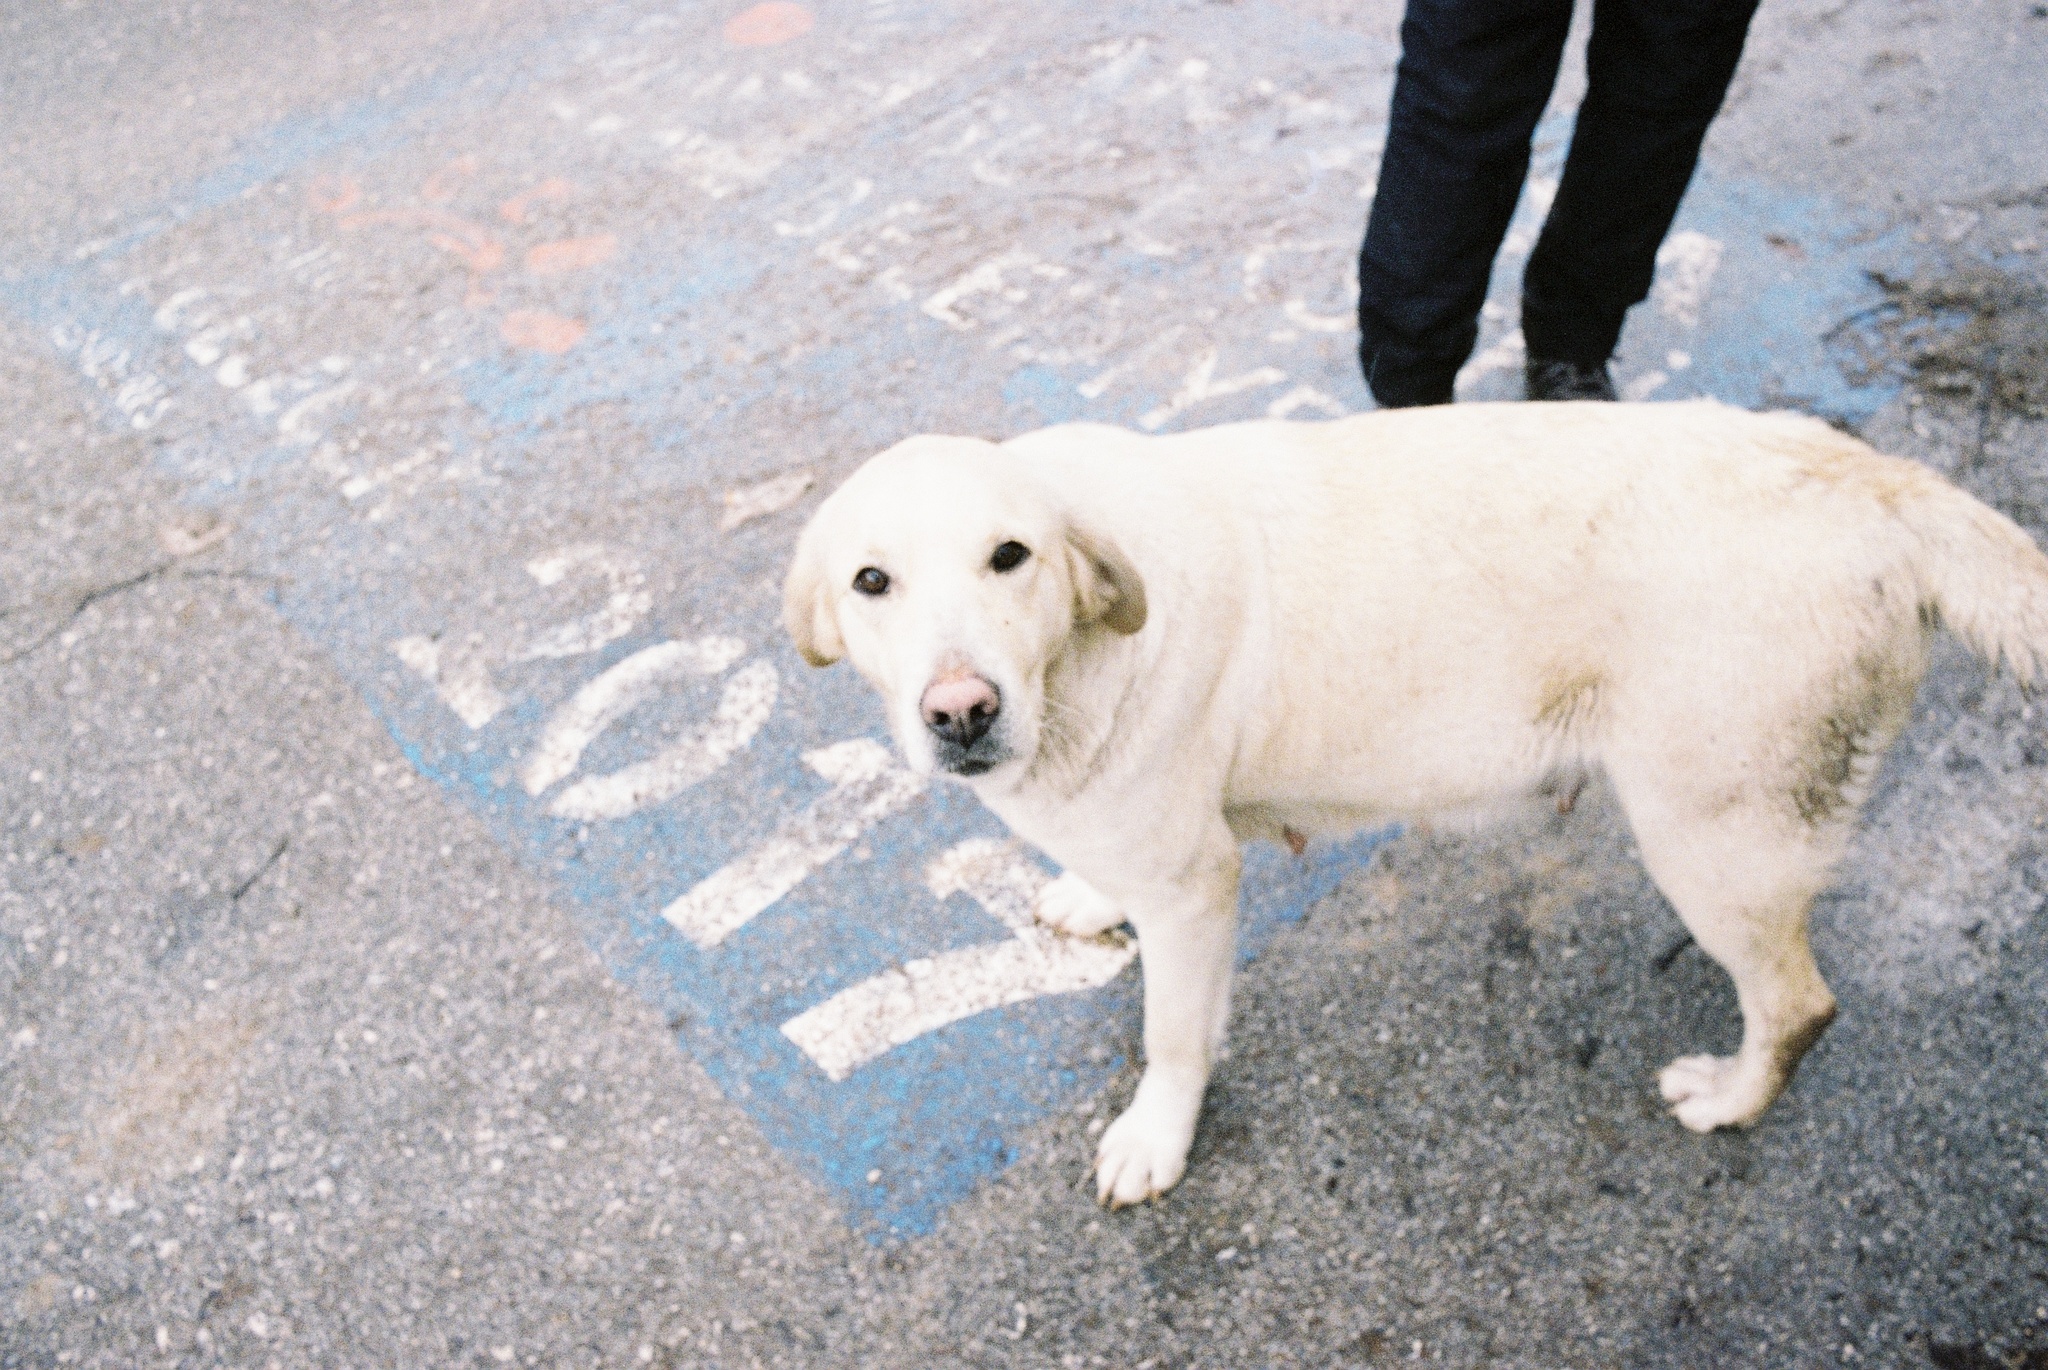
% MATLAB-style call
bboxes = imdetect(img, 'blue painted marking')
[1454,114,1912,418]
[0,0,1913,1236]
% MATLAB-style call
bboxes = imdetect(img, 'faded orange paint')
[498,178,576,225]
[723,1,813,46]
[525,234,618,275]
[337,208,506,304]
[500,311,588,354]
[429,231,507,276]
[422,155,481,203]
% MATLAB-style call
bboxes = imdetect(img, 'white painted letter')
[779,839,1137,1081]
[548,660,778,820]
[660,739,925,948]
[1139,348,1286,431]
[520,637,748,794]
[519,545,652,660]
[391,634,512,729]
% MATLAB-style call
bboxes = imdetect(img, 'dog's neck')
[1013,625,1147,798]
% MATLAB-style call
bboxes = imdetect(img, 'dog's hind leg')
[1608,768,1847,1132]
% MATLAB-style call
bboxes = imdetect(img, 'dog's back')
[1005,401,2048,834]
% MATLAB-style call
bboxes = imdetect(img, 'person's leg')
[1520,0,1762,370]
[1357,0,1574,407]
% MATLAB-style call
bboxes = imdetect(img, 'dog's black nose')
[921,674,1001,749]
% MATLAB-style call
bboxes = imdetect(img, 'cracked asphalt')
[5,0,2048,1366]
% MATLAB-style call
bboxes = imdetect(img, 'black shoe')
[1525,357,1618,402]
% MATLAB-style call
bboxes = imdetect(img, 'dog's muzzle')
[920,672,1008,776]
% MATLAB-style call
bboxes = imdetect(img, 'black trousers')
[1355,0,1761,407]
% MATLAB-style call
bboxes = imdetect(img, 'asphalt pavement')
[4,0,2047,1365]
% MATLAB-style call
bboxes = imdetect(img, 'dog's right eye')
[989,540,1031,573]
[852,567,891,596]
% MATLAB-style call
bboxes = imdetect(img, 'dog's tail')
[1902,476,2048,688]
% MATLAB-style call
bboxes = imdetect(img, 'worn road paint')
[519,637,749,793]
[519,547,653,661]
[548,659,778,821]
[524,234,620,275]
[391,634,512,729]
[1,0,1913,1236]
[783,839,1137,1082]
[1652,231,1725,330]
[724,2,817,48]
[1140,348,1290,431]
[721,469,817,530]
[662,739,928,949]
[499,310,587,353]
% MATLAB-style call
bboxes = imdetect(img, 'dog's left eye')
[990,541,1031,573]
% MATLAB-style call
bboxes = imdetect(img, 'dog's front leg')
[1094,828,1241,1208]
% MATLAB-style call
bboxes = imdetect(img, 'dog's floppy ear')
[1065,518,1147,636]
[782,519,846,667]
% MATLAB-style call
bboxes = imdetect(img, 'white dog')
[783,400,2048,1207]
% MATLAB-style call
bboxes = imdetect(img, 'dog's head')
[783,435,1146,783]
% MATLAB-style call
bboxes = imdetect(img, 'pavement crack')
[0,560,270,667]
[0,558,176,666]
[229,837,291,904]
[74,560,176,614]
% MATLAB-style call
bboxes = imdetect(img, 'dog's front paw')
[1658,1053,1772,1132]
[1035,872,1126,939]
[1093,1083,1200,1208]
